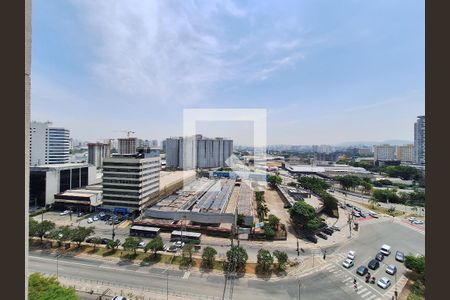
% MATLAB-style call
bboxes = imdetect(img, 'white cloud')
[70,0,314,105]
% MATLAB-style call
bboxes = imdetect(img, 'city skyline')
[31,0,424,145]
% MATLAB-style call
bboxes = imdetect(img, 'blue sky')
[31,0,424,145]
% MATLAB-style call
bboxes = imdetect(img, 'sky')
[31,0,424,146]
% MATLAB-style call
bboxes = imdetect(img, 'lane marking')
[361,291,372,298]
[357,287,367,295]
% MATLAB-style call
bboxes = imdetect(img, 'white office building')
[102,148,161,212]
[397,144,414,163]
[374,144,396,161]
[88,142,111,168]
[165,135,233,170]
[414,115,425,165]
[29,121,70,166]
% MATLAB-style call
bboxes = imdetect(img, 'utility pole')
[111,210,116,241]
[298,279,301,300]
[348,213,352,239]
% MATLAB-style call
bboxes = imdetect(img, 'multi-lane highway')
[29,218,424,300]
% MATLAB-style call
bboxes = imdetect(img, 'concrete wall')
[45,170,58,206]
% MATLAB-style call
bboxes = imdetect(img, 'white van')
[380,244,391,256]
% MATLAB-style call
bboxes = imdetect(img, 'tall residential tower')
[414,115,425,165]
[29,121,70,166]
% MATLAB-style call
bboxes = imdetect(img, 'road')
[29,219,424,300]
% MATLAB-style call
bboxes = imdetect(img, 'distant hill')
[335,140,413,147]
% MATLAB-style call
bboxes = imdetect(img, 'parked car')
[352,212,361,218]
[356,265,369,276]
[101,238,112,244]
[359,212,367,218]
[173,241,185,248]
[60,210,71,216]
[342,259,354,268]
[306,235,318,244]
[316,232,328,240]
[138,241,146,248]
[330,225,340,231]
[377,277,391,289]
[386,265,397,275]
[87,218,94,224]
[353,207,361,212]
[347,251,356,260]
[408,217,416,222]
[380,244,391,256]
[395,251,405,262]
[413,220,424,225]
[112,296,128,300]
[322,228,333,236]
[166,245,178,252]
[368,259,380,270]
[77,212,84,217]
[93,215,99,221]
[346,203,353,208]
[369,212,379,218]
[375,252,385,261]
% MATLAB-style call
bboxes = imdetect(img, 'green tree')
[225,246,248,273]
[122,236,141,255]
[29,218,39,237]
[256,249,273,274]
[273,250,288,272]
[35,220,56,242]
[257,203,269,220]
[368,197,379,208]
[28,273,78,300]
[405,255,425,276]
[181,243,194,265]
[372,188,400,204]
[289,201,320,231]
[70,226,95,247]
[267,175,282,188]
[90,237,102,250]
[145,236,164,257]
[264,223,276,239]
[237,214,245,226]
[267,214,280,230]
[201,246,218,269]
[106,239,121,250]
[48,226,73,247]
[360,181,373,194]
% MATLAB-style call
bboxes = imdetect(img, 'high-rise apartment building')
[102,147,160,212]
[397,144,414,163]
[88,142,111,168]
[165,135,233,170]
[29,121,70,166]
[374,144,396,161]
[118,137,142,154]
[414,115,425,165]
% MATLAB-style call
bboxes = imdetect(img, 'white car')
[60,210,71,216]
[174,241,185,248]
[408,217,416,222]
[386,265,397,275]
[93,216,99,221]
[413,220,424,225]
[377,277,391,289]
[138,241,146,248]
[342,259,354,268]
[87,218,93,224]
[347,251,356,260]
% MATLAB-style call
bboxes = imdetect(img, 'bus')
[129,225,160,238]
[170,230,201,244]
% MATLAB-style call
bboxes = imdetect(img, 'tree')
[226,246,248,273]
[264,223,276,239]
[297,176,330,191]
[122,236,141,255]
[201,246,218,269]
[289,201,320,231]
[368,197,379,208]
[273,250,288,272]
[287,182,297,187]
[90,237,102,250]
[145,236,164,257]
[267,175,282,188]
[405,255,425,276]
[181,243,194,265]
[360,181,373,195]
[70,226,95,247]
[256,249,273,274]
[106,239,121,251]
[35,220,56,242]
[257,203,269,220]
[267,214,280,230]
[29,218,39,237]
[372,188,400,204]
[48,226,73,247]
[237,214,245,226]
[28,273,78,300]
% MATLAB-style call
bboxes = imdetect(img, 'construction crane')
[114,130,136,138]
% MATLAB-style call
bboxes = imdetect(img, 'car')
[305,235,318,244]
[77,212,84,217]
[60,210,71,216]
[356,265,369,276]
[316,232,328,240]
[330,225,340,231]
[173,241,185,248]
[353,207,361,212]
[368,259,380,270]
[377,277,391,289]
[380,244,391,256]
[346,203,353,208]
[395,251,405,262]
[138,241,146,248]
[322,228,333,236]
[166,245,178,252]
[101,238,112,244]
[359,212,367,218]
[353,212,361,218]
[347,251,356,260]
[112,296,128,300]
[408,217,416,222]
[413,220,424,225]
[87,218,94,224]
[93,215,99,221]
[369,212,379,218]
[375,252,385,261]
[386,265,397,275]
[85,237,96,243]
[342,259,354,268]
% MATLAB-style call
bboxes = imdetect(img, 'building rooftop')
[31,163,91,171]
